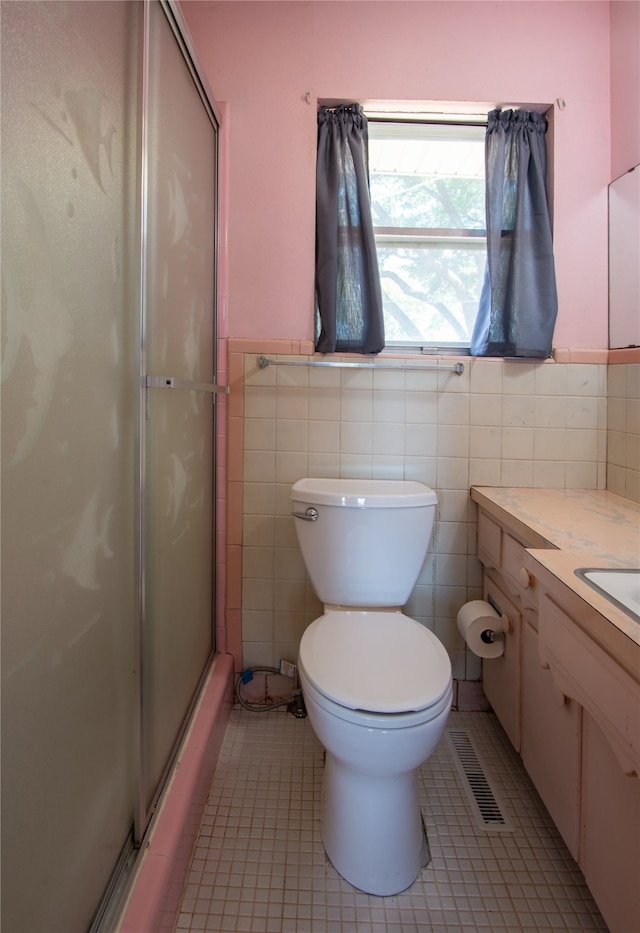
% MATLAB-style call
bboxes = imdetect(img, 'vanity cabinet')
[473,490,640,933]
[538,587,640,933]
[477,508,582,855]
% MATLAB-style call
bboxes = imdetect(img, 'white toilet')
[291,478,453,897]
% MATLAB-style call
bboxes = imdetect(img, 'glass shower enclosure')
[1,2,221,930]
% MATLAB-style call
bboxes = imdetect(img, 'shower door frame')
[134,0,223,845]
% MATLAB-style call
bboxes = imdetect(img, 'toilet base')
[321,751,430,896]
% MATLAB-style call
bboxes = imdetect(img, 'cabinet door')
[521,620,582,860]
[482,576,521,751]
[581,712,640,933]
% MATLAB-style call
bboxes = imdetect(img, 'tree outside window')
[368,121,486,349]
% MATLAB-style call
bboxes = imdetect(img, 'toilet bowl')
[291,479,453,896]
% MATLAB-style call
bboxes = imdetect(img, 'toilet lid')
[299,611,452,714]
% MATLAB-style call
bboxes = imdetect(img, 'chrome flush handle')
[291,507,319,522]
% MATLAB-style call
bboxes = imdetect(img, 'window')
[367,120,486,350]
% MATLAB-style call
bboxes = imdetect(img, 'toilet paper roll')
[457,600,507,659]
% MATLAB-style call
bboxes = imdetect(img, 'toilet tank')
[291,478,437,607]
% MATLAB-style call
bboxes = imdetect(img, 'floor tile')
[174,709,607,933]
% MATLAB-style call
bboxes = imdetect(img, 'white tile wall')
[607,363,640,503]
[241,355,609,677]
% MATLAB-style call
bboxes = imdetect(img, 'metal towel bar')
[257,355,464,374]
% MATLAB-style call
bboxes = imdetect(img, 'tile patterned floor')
[174,708,608,933]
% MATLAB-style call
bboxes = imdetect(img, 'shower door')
[138,0,221,828]
[1,3,139,931]
[1,1,221,929]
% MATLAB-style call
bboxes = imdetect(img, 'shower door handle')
[144,375,229,417]
[145,375,229,395]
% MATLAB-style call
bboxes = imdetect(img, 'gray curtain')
[471,109,558,359]
[315,104,385,354]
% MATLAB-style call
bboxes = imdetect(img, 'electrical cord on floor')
[235,666,307,717]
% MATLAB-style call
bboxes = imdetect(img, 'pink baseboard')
[117,652,234,933]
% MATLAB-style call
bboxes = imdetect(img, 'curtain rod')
[257,356,464,375]
[367,116,487,128]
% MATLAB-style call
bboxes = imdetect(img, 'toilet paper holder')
[481,596,509,642]
[457,597,509,659]
[480,593,509,645]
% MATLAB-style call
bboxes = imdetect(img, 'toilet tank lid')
[291,478,437,508]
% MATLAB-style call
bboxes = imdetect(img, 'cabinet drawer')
[502,533,526,586]
[477,511,502,569]
[502,533,537,605]
[477,511,537,609]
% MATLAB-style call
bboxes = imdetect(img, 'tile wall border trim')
[608,347,640,364]
[228,339,622,365]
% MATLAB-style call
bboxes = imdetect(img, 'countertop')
[470,487,640,650]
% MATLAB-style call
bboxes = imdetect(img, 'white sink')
[575,569,640,622]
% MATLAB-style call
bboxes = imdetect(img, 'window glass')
[368,120,486,349]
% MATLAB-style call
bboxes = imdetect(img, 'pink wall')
[182,1,613,349]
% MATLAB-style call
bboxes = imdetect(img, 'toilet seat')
[299,610,451,714]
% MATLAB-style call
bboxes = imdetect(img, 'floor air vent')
[447,729,514,832]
